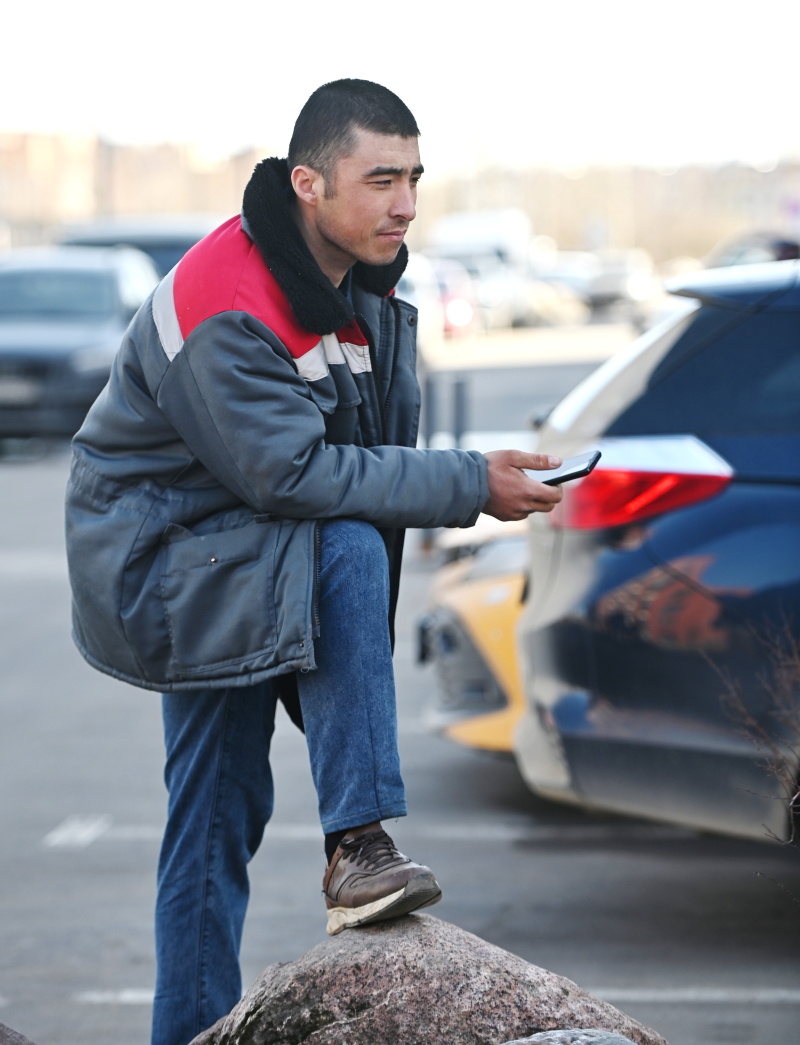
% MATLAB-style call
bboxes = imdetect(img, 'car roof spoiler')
[665,258,800,310]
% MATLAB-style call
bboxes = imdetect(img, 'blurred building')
[0,134,97,244]
[0,134,271,247]
[2,131,800,266]
[419,159,800,266]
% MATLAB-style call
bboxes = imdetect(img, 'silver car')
[0,246,159,440]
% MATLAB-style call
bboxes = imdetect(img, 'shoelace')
[340,830,404,871]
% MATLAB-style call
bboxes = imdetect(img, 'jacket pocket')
[160,517,280,675]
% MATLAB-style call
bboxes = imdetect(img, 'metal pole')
[423,374,438,449]
[453,377,468,449]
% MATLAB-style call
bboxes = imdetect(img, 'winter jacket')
[65,157,489,693]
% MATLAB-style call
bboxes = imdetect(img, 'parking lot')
[1,328,799,1045]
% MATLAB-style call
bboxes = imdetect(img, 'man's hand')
[482,449,564,522]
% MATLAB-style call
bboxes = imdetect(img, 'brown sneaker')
[322,829,442,936]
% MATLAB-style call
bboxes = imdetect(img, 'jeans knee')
[318,519,389,602]
[321,519,386,572]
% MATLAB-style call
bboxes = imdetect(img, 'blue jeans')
[151,520,407,1045]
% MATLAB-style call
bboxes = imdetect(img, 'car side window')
[607,306,800,436]
[0,271,116,317]
[117,253,160,312]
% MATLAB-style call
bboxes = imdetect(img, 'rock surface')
[190,915,668,1045]
[502,1031,637,1044]
[0,1024,38,1045]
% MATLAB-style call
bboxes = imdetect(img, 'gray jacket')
[65,159,488,693]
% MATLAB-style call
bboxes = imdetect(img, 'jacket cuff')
[461,450,489,527]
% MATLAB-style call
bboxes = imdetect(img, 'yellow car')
[417,520,528,752]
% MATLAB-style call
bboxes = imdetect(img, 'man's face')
[310,128,422,271]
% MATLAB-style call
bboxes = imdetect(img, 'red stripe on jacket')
[172,216,324,358]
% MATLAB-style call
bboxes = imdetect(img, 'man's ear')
[291,165,323,206]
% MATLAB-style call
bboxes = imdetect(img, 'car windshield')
[0,270,117,320]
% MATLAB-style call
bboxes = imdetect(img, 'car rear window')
[0,270,117,319]
[607,305,800,437]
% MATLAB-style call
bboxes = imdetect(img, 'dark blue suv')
[516,260,800,842]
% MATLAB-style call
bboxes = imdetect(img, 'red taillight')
[549,468,732,530]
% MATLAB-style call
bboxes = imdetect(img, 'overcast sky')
[4,0,797,175]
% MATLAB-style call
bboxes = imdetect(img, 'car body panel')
[516,261,800,842]
[418,532,528,752]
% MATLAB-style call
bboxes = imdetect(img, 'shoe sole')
[325,874,442,936]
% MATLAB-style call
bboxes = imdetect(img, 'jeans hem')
[321,805,407,835]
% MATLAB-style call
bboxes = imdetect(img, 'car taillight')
[547,437,734,530]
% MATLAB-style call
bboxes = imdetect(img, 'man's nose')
[390,185,416,222]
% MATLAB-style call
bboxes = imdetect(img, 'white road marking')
[263,819,685,844]
[413,822,689,843]
[41,815,112,848]
[43,816,691,848]
[591,988,800,1005]
[76,989,154,1005]
[263,822,690,843]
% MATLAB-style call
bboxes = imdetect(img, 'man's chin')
[362,240,404,267]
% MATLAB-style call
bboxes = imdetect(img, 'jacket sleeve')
[155,310,489,529]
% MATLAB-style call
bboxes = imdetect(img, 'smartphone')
[525,450,602,486]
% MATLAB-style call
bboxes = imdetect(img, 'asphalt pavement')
[0,330,798,1045]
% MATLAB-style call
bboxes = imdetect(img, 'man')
[65,79,562,1045]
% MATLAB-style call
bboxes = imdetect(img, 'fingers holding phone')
[482,449,565,522]
[525,450,602,486]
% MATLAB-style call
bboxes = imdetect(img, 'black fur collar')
[241,157,408,335]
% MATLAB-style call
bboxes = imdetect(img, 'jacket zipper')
[357,299,404,444]
[312,520,321,638]
[355,311,387,446]
[382,296,403,429]
[300,521,321,673]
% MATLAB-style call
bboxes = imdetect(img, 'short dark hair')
[288,79,420,186]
